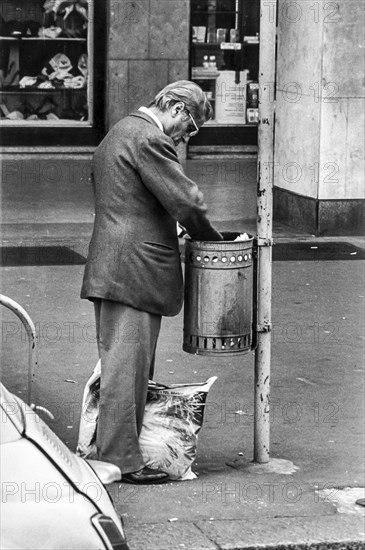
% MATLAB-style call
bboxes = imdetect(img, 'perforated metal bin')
[183,233,255,356]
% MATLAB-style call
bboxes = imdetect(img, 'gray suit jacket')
[81,110,222,316]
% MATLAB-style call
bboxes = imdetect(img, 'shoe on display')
[41,53,73,80]
[56,1,88,38]
[63,75,86,88]
[24,20,41,36]
[43,0,66,15]
[52,78,67,88]
[38,81,55,89]
[46,112,59,120]
[19,76,38,88]
[6,20,25,37]
[75,2,88,21]
[77,53,88,77]
[0,102,25,120]
[26,114,40,120]
[5,110,24,120]
[38,26,63,39]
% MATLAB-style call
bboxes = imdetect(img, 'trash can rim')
[187,233,255,244]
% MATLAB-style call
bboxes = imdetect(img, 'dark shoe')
[122,466,169,485]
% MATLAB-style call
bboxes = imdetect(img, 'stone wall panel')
[322,0,365,97]
[168,60,189,83]
[108,60,129,128]
[129,60,169,109]
[109,0,150,59]
[274,92,321,198]
[149,0,189,59]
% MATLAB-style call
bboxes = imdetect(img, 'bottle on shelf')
[208,55,217,70]
[206,28,216,44]
[230,29,239,43]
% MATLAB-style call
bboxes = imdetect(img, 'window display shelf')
[1,87,87,93]
[0,36,86,41]
[191,9,245,13]
[192,42,225,47]
[0,0,105,146]
[192,41,258,46]
[204,121,257,127]
[0,119,90,126]
[192,68,220,78]
[189,0,259,152]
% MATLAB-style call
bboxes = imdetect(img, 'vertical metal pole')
[254,0,277,463]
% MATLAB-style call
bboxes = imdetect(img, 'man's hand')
[177,222,190,239]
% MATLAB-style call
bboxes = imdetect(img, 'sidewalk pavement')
[0,158,364,549]
[109,255,364,550]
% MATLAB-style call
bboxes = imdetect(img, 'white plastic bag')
[140,377,217,480]
[76,359,101,460]
[76,361,217,480]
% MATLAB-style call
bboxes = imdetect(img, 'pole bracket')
[256,322,272,333]
[257,237,273,247]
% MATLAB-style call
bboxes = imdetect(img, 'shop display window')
[0,0,105,145]
[190,0,259,130]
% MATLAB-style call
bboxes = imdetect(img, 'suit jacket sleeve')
[137,134,223,241]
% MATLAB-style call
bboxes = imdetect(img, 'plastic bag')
[76,360,101,460]
[76,360,217,480]
[140,377,217,480]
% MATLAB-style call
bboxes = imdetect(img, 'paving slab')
[195,515,365,549]
[125,521,218,550]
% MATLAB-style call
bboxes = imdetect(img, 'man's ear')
[173,101,185,116]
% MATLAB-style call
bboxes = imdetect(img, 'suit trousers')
[93,299,161,474]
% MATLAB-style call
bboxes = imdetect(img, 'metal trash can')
[183,232,255,356]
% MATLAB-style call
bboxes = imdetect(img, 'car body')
[0,381,129,550]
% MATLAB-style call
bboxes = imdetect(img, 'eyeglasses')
[185,109,199,137]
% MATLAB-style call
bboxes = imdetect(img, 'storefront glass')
[190,0,259,151]
[0,0,104,145]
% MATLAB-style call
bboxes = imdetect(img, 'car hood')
[0,382,121,523]
[1,382,85,482]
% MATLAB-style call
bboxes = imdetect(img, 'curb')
[124,516,365,550]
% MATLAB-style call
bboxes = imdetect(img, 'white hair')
[149,80,213,123]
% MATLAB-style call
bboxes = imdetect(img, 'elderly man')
[81,80,223,484]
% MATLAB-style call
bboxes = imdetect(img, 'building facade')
[0,0,363,235]
[274,0,364,235]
